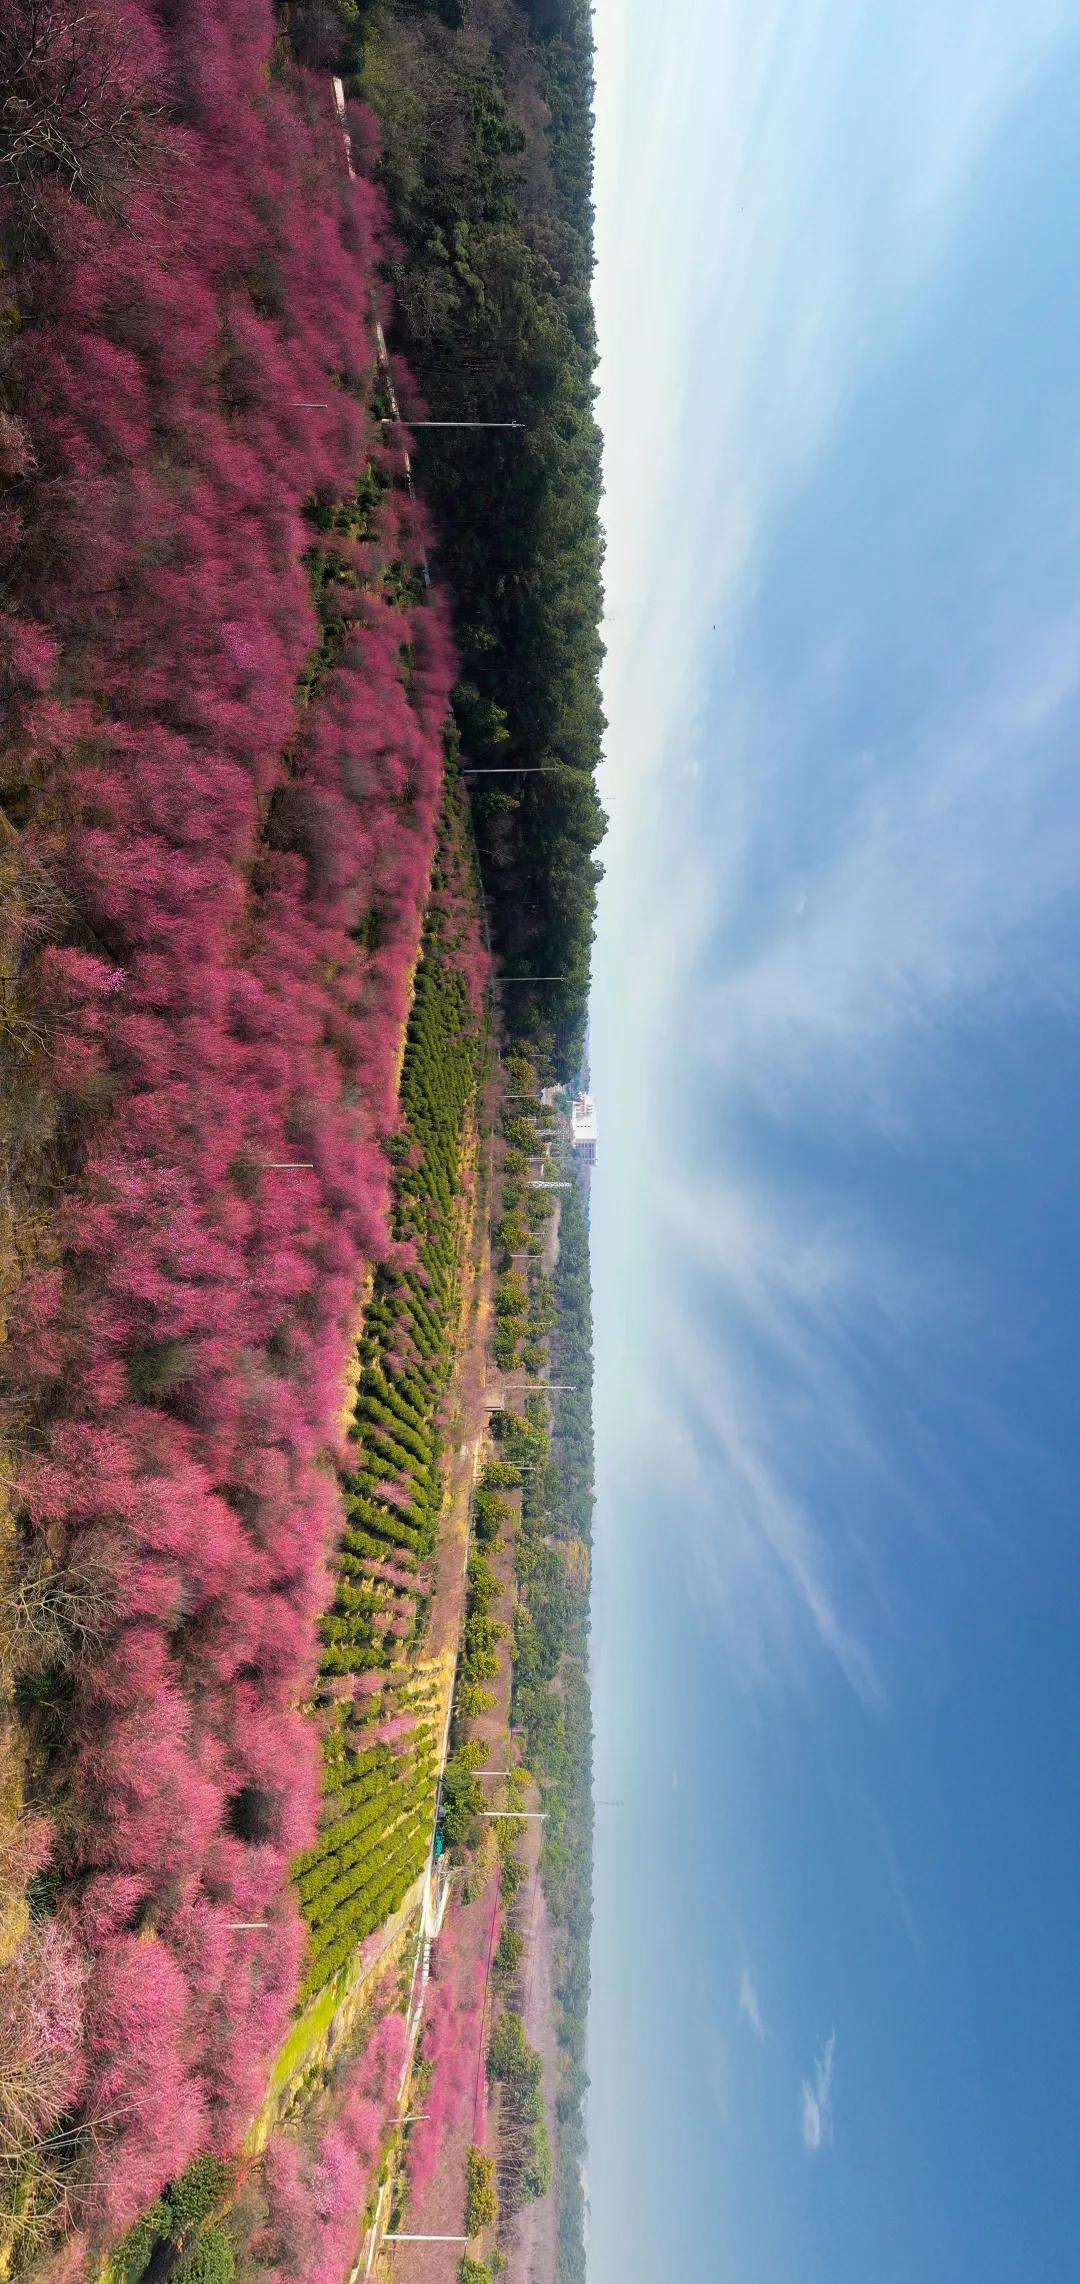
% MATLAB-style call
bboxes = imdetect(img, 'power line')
[384,2234,469,2245]
[380,418,523,430]
[479,1810,547,1820]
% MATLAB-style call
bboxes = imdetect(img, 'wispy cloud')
[738,1969,765,2040]
[594,0,1071,824]
[800,2031,836,2152]
[631,1287,886,1705]
[697,603,1080,1125]
[598,581,1080,1700]
[593,0,1080,1698]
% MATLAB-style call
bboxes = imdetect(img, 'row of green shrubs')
[295,797,486,1996]
[116,2157,234,2284]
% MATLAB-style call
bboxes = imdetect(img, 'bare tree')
[0,0,155,220]
[0,1917,85,2149]
[3,1541,113,1673]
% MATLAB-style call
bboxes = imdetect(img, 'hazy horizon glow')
[587,5,1080,2278]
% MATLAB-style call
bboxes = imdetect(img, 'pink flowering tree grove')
[0,0,482,2251]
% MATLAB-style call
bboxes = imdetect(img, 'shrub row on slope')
[296,813,486,2000]
[0,0,464,2254]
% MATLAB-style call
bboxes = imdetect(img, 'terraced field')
[296,794,487,2002]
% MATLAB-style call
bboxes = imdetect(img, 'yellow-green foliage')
[465,2145,499,2237]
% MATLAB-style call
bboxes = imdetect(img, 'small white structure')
[570,1092,598,1166]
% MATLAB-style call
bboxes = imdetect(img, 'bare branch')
[0,0,158,224]
[2,1543,115,1673]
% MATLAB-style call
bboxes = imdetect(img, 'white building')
[570,1092,598,1166]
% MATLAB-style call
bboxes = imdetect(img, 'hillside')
[305,0,607,1079]
[0,1,601,2276]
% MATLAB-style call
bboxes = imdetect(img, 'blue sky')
[587,4,1080,2278]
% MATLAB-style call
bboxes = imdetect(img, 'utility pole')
[384,2235,469,2246]
[380,419,523,430]
[487,1388,575,1406]
[479,1811,547,1821]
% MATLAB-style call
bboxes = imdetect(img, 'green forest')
[290,0,606,1077]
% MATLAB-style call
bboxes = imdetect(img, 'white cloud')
[591,0,1080,1698]
[594,583,1080,1697]
[738,1969,765,2040]
[698,603,1080,1124]
[665,1340,879,1700]
[593,0,1071,844]
[800,2031,836,2152]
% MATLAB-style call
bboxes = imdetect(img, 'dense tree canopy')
[286,0,607,1075]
